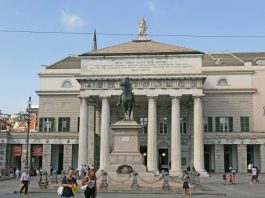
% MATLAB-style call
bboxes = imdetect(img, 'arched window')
[217,78,228,86]
[62,80,73,88]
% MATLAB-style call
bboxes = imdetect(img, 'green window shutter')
[58,118,62,132]
[66,118,70,132]
[39,118,43,132]
[215,117,220,132]
[51,118,55,132]
[246,117,249,132]
[240,117,244,132]
[229,117,233,132]
[208,117,213,132]
[77,117,80,132]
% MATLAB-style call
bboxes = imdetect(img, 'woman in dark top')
[82,170,97,198]
[61,167,78,198]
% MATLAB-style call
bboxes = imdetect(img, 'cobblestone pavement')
[0,174,264,198]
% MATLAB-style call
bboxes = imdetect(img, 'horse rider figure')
[117,77,136,120]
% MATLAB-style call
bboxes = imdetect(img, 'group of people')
[80,164,94,177]
[60,167,97,198]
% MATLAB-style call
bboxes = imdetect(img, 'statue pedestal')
[105,120,146,172]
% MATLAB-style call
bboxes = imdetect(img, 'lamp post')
[25,97,32,169]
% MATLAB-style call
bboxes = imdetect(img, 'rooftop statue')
[117,77,136,120]
[138,18,147,40]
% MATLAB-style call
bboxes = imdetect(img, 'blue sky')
[1,0,265,114]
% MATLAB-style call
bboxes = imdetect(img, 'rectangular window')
[58,117,70,132]
[240,116,249,132]
[39,118,55,132]
[139,117,148,134]
[159,117,168,134]
[77,117,80,132]
[204,117,213,132]
[215,117,233,132]
[180,122,187,134]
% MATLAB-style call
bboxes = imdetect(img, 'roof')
[47,56,80,69]
[203,52,265,66]
[80,40,203,56]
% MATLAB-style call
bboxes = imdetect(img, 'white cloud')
[60,11,86,30]
[147,0,156,12]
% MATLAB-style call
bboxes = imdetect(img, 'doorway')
[159,149,168,172]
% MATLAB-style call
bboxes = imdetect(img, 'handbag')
[57,186,64,196]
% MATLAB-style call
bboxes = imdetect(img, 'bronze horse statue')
[117,77,136,120]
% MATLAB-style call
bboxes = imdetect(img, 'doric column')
[42,144,52,172]
[170,96,182,176]
[21,144,28,169]
[63,144,72,170]
[237,144,247,173]
[214,144,224,172]
[147,96,158,173]
[260,144,265,173]
[99,97,110,170]
[193,96,207,175]
[88,103,95,167]
[78,97,88,170]
[95,106,101,136]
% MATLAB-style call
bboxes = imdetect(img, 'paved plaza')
[0,174,265,198]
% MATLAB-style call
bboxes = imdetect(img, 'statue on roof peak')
[138,18,147,40]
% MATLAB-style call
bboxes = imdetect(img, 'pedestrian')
[229,166,232,174]
[82,170,97,198]
[222,172,227,185]
[15,168,20,180]
[182,171,191,196]
[247,163,252,176]
[232,169,236,184]
[251,164,258,184]
[19,168,30,196]
[61,167,78,198]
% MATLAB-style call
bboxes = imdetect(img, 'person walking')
[247,163,252,176]
[61,167,78,198]
[182,171,191,196]
[15,168,20,180]
[82,170,97,198]
[251,164,258,184]
[19,168,30,196]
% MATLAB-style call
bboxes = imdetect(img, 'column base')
[169,169,182,177]
[147,169,159,176]
[197,170,209,177]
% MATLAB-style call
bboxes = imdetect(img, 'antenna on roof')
[92,29,97,51]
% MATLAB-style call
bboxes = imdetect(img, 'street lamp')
[25,97,32,169]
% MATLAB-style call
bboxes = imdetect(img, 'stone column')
[95,106,101,136]
[63,144,72,170]
[170,96,182,176]
[21,144,28,169]
[214,144,224,172]
[193,96,207,175]
[0,144,7,170]
[237,144,247,173]
[88,103,95,167]
[42,144,52,172]
[260,144,265,173]
[78,97,88,170]
[99,97,110,170]
[147,96,158,173]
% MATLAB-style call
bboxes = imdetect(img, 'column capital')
[170,94,182,99]
[99,95,112,99]
[146,95,158,99]
[192,94,205,98]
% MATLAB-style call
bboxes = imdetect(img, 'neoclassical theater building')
[1,27,265,175]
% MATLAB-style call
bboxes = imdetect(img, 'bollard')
[100,171,108,190]
[131,172,139,191]
[162,172,170,190]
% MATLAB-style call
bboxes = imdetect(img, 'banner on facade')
[12,145,22,156]
[31,145,43,156]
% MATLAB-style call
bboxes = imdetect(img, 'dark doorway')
[159,149,168,172]
[140,146,147,166]
[58,145,64,173]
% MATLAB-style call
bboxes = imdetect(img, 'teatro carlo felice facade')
[1,25,265,177]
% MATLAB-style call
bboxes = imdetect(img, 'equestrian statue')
[117,77,136,120]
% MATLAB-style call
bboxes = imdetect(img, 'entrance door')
[159,149,168,172]
[224,153,230,172]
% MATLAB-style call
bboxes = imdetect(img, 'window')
[217,78,228,86]
[77,117,80,132]
[39,118,55,132]
[240,116,249,132]
[58,117,70,132]
[139,117,148,134]
[180,121,188,134]
[159,117,168,134]
[204,117,213,132]
[215,117,233,132]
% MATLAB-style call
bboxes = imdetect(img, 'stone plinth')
[105,120,147,173]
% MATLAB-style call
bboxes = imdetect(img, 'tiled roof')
[80,40,202,56]
[47,56,80,69]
